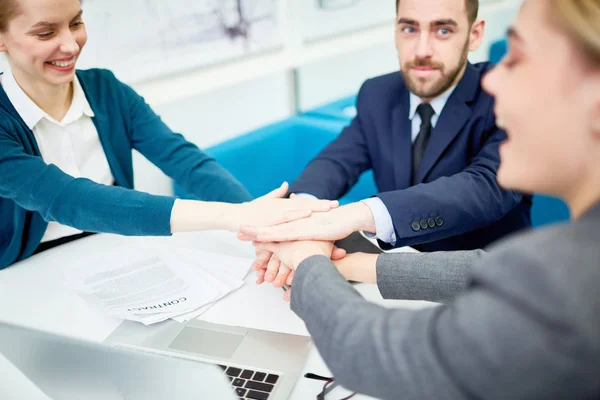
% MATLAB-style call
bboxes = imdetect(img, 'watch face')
[317,0,360,10]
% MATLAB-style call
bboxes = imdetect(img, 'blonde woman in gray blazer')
[243,1,600,399]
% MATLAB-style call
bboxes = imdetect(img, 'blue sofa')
[303,95,358,123]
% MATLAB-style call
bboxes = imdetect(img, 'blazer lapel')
[415,63,480,183]
[390,91,413,189]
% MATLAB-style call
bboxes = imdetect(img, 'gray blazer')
[291,203,600,400]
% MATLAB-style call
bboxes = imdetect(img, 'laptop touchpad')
[168,326,244,359]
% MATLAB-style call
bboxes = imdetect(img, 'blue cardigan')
[0,68,252,270]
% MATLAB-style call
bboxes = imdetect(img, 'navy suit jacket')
[290,62,531,251]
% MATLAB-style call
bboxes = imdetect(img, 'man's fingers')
[286,270,295,286]
[274,264,291,288]
[252,250,271,271]
[283,288,291,302]
[255,268,266,285]
[265,254,281,283]
[253,241,278,253]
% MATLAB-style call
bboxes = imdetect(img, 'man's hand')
[238,202,376,243]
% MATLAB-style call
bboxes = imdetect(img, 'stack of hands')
[235,185,380,301]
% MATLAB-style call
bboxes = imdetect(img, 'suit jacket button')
[427,218,436,228]
[420,219,428,230]
[411,221,421,232]
[435,217,444,227]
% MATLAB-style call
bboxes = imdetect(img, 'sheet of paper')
[172,302,214,324]
[68,252,215,315]
[169,250,253,324]
[62,244,252,325]
[171,247,250,288]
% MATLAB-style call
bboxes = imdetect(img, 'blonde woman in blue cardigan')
[0,0,337,269]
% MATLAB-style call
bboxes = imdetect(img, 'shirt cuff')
[360,197,396,245]
[293,193,318,200]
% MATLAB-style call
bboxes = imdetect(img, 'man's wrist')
[346,202,377,233]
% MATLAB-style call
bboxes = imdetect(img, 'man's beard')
[401,38,470,99]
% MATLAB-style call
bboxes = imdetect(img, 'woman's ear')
[592,80,600,139]
[0,34,7,53]
[583,71,600,140]
[593,109,600,139]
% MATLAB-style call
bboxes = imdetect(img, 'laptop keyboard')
[219,364,280,399]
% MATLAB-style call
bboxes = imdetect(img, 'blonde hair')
[0,0,20,32]
[550,0,600,65]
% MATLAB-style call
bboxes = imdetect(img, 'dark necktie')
[412,103,435,185]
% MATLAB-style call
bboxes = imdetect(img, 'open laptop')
[104,318,312,400]
[0,320,235,399]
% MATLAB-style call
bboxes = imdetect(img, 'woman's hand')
[230,182,339,231]
[332,252,379,283]
[252,246,347,286]
[253,240,335,272]
[238,202,376,243]
[170,182,338,233]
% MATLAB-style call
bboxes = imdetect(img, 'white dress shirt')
[1,69,114,243]
[298,85,456,246]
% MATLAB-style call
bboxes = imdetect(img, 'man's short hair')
[395,0,479,26]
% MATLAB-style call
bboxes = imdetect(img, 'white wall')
[296,43,398,112]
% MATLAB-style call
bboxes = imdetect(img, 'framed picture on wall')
[74,0,282,84]
[317,0,359,9]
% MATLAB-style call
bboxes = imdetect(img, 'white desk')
[0,231,435,399]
